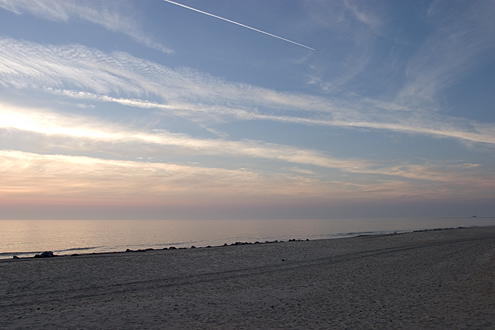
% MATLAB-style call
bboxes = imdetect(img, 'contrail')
[163,0,315,51]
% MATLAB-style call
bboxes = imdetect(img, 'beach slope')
[1,226,494,329]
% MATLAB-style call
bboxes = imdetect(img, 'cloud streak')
[50,89,495,146]
[163,0,315,51]
[0,0,173,53]
[1,38,494,146]
[2,149,491,206]
[2,101,491,193]
[0,102,370,171]
[397,0,495,104]
[0,149,401,205]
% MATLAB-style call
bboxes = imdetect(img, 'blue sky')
[0,0,494,220]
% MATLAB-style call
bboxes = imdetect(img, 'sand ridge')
[1,226,494,329]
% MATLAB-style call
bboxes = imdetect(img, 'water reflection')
[1,217,494,258]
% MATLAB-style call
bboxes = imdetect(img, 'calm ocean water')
[1,217,494,259]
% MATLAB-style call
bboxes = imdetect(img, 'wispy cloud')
[301,1,380,92]
[2,101,491,193]
[0,38,494,146]
[0,0,172,53]
[397,0,495,104]
[344,0,382,31]
[302,0,495,141]
[0,149,288,201]
[0,102,370,171]
[49,89,495,145]
[0,150,400,204]
[2,149,491,205]
[1,0,493,218]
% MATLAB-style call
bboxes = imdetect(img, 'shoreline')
[1,225,494,329]
[1,225,484,261]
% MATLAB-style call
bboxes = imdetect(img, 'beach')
[1,226,494,329]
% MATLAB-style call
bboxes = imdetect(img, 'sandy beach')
[1,226,494,329]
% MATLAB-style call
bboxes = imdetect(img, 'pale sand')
[1,227,494,330]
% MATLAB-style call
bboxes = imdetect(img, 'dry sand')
[1,226,494,329]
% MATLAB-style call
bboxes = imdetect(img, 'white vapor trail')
[163,0,315,51]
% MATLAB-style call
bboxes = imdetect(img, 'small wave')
[0,246,105,259]
[0,251,42,258]
[340,231,383,237]
[57,246,102,253]
[305,230,397,240]
[133,241,192,248]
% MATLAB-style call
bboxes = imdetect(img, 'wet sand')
[1,226,494,329]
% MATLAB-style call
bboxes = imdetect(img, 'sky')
[0,0,494,220]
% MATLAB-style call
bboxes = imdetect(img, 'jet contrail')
[163,0,315,51]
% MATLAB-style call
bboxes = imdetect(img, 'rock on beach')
[33,251,55,258]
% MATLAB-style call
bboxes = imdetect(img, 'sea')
[1,217,494,259]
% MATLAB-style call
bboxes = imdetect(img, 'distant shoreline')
[2,225,487,261]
